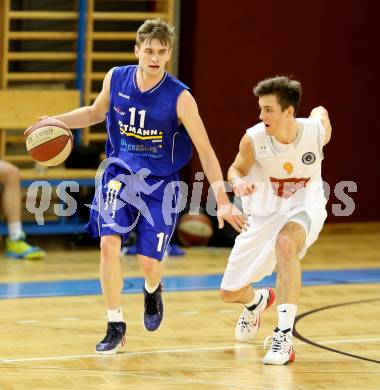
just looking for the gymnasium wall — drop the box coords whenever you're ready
[179,0,380,222]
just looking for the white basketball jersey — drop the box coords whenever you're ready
[242,118,327,216]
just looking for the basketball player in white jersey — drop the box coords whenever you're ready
[219,76,332,364]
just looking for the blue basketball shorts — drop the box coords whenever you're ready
[85,164,182,260]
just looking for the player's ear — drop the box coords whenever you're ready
[287,105,294,118]
[134,44,139,58]
[163,47,172,65]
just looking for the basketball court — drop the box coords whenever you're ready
[0,224,379,389]
[0,1,378,389]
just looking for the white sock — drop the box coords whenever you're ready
[8,222,23,241]
[145,281,160,293]
[245,290,262,310]
[107,308,123,322]
[277,303,297,331]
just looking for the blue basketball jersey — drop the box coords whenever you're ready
[105,65,193,176]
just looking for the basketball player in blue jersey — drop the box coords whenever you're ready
[40,19,245,354]
[220,76,332,364]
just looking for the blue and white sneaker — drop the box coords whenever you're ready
[143,284,163,331]
[96,321,126,354]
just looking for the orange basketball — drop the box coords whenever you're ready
[177,213,213,246]
[25,118,73,167]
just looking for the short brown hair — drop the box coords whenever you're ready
[253,76,302,115]
[136,19,175,48]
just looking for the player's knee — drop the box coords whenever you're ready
[139,258,159,277]
[219,289,240,303]
[140,261,154,276]
[100,236,121,261]
[276,234,297,262]
[0,163,20,184]
[9,164,20,179]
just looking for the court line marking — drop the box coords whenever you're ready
[1,336,380,364]
[0,362,281,390]
[1,268,380,300]
[0,344,255,363]
[319,337,380,345]
[294,298,380,364]
[12,309,237,324]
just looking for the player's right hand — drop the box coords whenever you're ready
[231,177,255,197]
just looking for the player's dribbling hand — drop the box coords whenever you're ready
[231,177,255,197]
[24,116,49,135]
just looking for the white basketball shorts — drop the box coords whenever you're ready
[220,205,327,291]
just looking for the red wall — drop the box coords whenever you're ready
[180,0,380,222]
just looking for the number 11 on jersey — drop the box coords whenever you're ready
[156,232,169,252]
[128,107,146,128]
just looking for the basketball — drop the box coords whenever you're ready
[177,213,213,246]
[25,118,73,166]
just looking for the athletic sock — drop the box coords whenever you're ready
[107,308,123,322]
[277,303,297,330]
[8,222,23,241]
[145,281,160,294]
[245,290,263,311]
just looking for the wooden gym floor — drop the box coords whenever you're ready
[0,223,379,389]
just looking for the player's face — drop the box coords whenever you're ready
[258,94,292,135]
[135,39,171,76]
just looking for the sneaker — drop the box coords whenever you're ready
[235,288,275,342]
[121,244,137,255]
[263,327,295,365]
[5,234,45,260]
[143,284,163,331]
[96,321,126,355]
[167,244,185,256]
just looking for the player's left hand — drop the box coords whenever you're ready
[216,203,247,233]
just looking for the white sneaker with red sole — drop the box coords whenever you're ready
[235,288,275,342]
[263,327,295,365]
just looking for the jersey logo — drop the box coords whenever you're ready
[270,177,310,199]
[302,152,316,165]
[118,91,130,100]
[283,162,293,174]
[104,180,122,218]
[113,105,126,115]
[119,120,163,141]
[256,144,268,157]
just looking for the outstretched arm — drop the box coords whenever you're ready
[227,134,255,197]
[44,68,113,129]
[177,90,245,232]
[309,106,332,145]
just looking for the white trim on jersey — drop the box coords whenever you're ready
[149,71,168,93]
[171,131,179,164]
